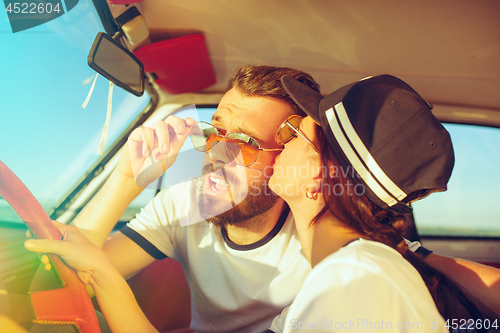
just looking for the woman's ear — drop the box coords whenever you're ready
[303,155,323,199]
[307,155,323,179]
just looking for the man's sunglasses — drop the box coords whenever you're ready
[191,121,283,167]
[274,115,319,152]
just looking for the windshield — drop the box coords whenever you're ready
[0,0,150,224]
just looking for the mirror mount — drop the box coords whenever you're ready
[111,30,125,40]
[87,32,145,96]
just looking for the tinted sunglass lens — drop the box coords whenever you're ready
[191,122,218,151]
[276,118,298,145]
[226,133,259,166]
[287,115,302,129]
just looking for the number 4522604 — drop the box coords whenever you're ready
[6,3,62,14]
[445,319,498,331]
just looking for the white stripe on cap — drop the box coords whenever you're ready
[334,102,407,201]
[325,103,407,207]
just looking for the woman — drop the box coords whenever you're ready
[268,75,492,332]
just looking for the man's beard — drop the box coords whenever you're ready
[197,165,279,228]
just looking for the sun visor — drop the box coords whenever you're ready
[133,34,216,94]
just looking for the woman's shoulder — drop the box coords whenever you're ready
[316,239,405,271]
[287,239,446,330]
[303,239,433,303]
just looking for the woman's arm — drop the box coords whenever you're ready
[425,253,500,317]
[25,222,158,333]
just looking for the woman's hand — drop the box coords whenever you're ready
[24,221,113,285]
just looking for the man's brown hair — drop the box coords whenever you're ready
[227,65,320,116]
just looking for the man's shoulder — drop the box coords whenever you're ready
[151,178,205,224]
[126,178,207,239]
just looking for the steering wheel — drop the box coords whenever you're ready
[0,160,101,333]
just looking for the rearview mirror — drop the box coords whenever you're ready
[88,32,145,96]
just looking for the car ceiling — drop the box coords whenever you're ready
[108,0,500,126]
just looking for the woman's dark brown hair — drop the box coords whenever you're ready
[312,125,493,327]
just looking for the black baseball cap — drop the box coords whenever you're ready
[281,74,454,213]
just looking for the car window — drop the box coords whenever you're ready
[413,123,500,237]
[0,0,150,224]
[120,106,217,222]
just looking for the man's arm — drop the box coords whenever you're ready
[71,144,157,279]
[72,117,195,277]
[69,142,157,280]
[425,253,500,317]
[25,223,158,333]
[72,153,143,249]
[72,116,195,249]
[103,231,156,279]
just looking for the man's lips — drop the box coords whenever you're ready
[203,172,231,197]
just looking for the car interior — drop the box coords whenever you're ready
[1,0,499,332]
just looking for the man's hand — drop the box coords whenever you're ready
[25,221,112,285]
[69,116,195,264]
[126,116,196,188]
[25,222,159,333]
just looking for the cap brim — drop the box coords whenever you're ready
[281,76,323,124]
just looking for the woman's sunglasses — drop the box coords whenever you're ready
[274,115,319,152]
[191,121,283,167]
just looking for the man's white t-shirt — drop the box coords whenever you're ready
[271,239,447,333]
[121,179,311,333]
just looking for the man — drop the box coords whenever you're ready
[71,65,499,332]
[74,65,320,332]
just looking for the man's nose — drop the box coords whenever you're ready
[203,139,238,171]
